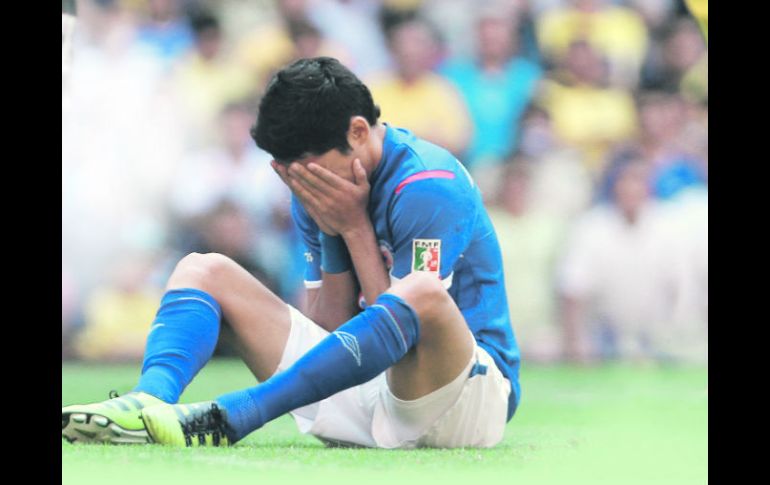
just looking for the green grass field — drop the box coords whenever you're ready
[62,360,707,485]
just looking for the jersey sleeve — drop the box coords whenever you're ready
[388,176,477,290]
[291,196,323,289]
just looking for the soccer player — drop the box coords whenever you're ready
[62,57,520,449]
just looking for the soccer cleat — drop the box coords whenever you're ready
[141,401,235,447]
[62,390,165,444]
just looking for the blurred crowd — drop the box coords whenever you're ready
[62,0,707,364]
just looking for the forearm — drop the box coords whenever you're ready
[305,271,360,332]
[342,219,391,307]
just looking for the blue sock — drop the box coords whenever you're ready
[217,293,420,442]
[133,288,221,403]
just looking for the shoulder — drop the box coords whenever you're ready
[388,126,467,172]
[382,126,476,206]
[391,169,478,225]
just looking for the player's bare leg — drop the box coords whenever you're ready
[166,252,291,382]
[383,272,476,400]
[173,256,477,406]
[62,251,292,444]
[138,264,474,447]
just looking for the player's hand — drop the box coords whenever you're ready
[286,159,371,237]
[272,160,340,235]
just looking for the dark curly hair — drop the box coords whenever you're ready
[251,57,381,164]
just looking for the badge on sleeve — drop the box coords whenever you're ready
[412,239,441,274]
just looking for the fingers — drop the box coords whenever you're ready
[272,160,291,185]
[290,164,338,211]
[289,163,326,191]
[272,161,339,234]
[273,161,319,205]
[307,162,345,188]
[273,158,366,205]
[287,174,323,208]
[352,158,368,186]
[273,161,325,201]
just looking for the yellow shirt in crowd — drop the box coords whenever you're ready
[235,24,352,90]
[174,54,255,140]
[75,289,161,361]
[539,80,638,175]
[685,0,708,42]
[488,207,566,361]
[537,5,648,86]
[367,73,472,156]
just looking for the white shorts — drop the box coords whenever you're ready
[275,305,512,449]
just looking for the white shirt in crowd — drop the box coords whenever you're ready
[558,191,707,362]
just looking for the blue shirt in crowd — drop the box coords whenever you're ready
[440,57,541,168]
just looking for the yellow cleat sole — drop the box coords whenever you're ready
[62,411,151,445]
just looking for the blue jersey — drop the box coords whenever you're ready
[292,125,521,420]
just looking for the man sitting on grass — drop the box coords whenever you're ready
[62,57,520,449]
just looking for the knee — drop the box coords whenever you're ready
[167,252,234,292]
[387,272,449,323]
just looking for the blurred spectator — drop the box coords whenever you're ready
[488,161,566,362]
[184,199,285,356]
[134,0,195,68]
[684,0,708,41]
[164,98,304,353]
[367,16,472,156]
[610,92,706,201]
[424,0,540,63]
[287,17,328,60]
[536,0,648,87]
[190,200,279,293]
[663,19,708,103]
[641,17,707,104]
[305,0,392,76]
[537,40,638,176]
[419,0,480,60]
[441,2,542,172]
[62,265,81,360]
[235,0,351,90]
[62,0,708,366]
[679,50,707,106]
[515,107,593,220]
[654,184,708,363]
[678,102,708,178]
[169,102,287,228]
[628,0,678,33]
[168,101,300,300]
[63,0,183,299]
[557,157,706,363]
[173,9,255,147]
[512,0,542,64]
[74,253,163,361]
[382,0,424,9]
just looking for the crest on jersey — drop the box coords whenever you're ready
[412,239,441,274]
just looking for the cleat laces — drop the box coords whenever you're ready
[180,403,230,447]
